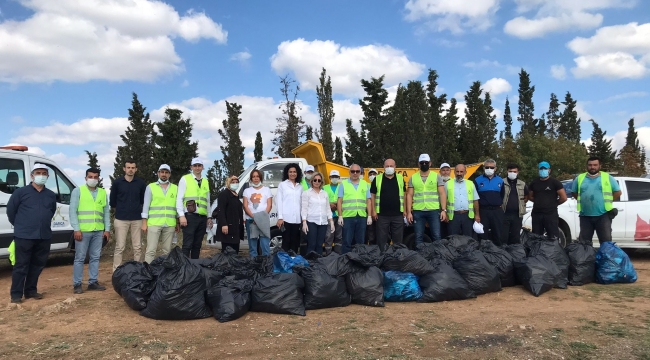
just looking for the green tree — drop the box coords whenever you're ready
[358,75,389,165]
[517,69,537,136]
[459,81,496,164]
[154,108,199,184]
[218,101,245,176]
[305,125,313,141]
[206,159,226,201]
[333,136,344,165]
[344,119,367,166]
[537,114,547,136]
[113,92,157,183]
[439,97,461,166]
[425,69,447,164]
[617,118,646,176]
[254,131,263,162]
[558,92,581,142]
[316,68,335,159]
[85,150,103,188]
[545,93,561,138]
[385,81,429,165]
[502,97,513,139]
[272,75,304,157]
[587,119,616,171]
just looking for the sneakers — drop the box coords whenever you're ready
[73,284,83,294]
[25,293,44,300]
[10,298,22,304]
[87,282,106,291]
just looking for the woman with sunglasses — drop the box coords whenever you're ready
[301,172,334,255]
[214,175,244,253]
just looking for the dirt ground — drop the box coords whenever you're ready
[1,245,650,360]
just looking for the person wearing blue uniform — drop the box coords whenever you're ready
[474,159,505,245]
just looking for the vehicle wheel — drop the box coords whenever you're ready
[403,233,431,250]
[557,228,568,249]
[269,229,282,253]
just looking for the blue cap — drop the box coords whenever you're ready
[538,161,550,169]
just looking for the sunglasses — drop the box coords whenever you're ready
[484,166,495,169]
[350,170,361,174]
[312,179,322,183]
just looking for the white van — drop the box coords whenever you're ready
[0,146,77,260]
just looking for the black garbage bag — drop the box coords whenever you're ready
[312,252,356,277]
[348,244,384,267]
[381,244,435,276]
[514,254,561,297]
[251,273,306,316]
[345,266,385,307]
[296,265,351,310]
[565,242,596,286]
[521,229,547,256]
[528,238,570,289]
[148,255,168,278]
[503,244,526,263]
[418,259,476,302]
[189,258,214,268]
[112,261,157,311]
[446,235,479,251]
[140,247,212,320]
[205,277,253,323]
[452,250,502,295]
[480,240,516,287]
[416,241,459,264]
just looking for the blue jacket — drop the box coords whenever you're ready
[7,183,57,240]
[474,175,505,207]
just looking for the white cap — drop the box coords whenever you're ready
[32,163,49,172]
[329,170,340,177]
[305,165,315,172]
[418,154,430,162]
[191,158,203,166]
[440,163,450,169]
[369,168,378,174]
[158,164,171,171]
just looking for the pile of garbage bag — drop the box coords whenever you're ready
[595,242,637,284]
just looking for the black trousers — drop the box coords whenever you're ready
[376,215,404,253]
[579,214,612,246]
[182,213,207,259]
[532,212,560,241]
[221,242,240,254]
[281,222,301,254]
[503,212,523,245]
[449,213,474,237]
[480,207,504,246]
[440,221,449,239]
[365,221,376,245]
[11,238,51,299]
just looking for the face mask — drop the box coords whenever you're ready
[384,167,395,176]
[441,175,450,182]
[507,172,517,180]
[539,170,550,178]
[484,169,495,176]
[229,183,239,191]
[330,178,340,185]
[33,175,48,186]
[456,175,464,183]
[158,178,169,184]
[251,181,261,187]
[86,179,99,188]
[369,175,376,182]
[419,163,430,172]
[305,174,313,180]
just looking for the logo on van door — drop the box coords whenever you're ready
[52,206,67,227]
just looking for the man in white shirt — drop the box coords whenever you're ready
[176,158,212,259]
[337,164,372,254]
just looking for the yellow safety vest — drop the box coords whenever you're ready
[182,174,209,216]
[375,174,404,213]
[576,172,614,213]
[147,183,178,227]
[447,180,475,221]
[301,178,309,190]
[8,241,15,266]
[411,172,440,211]
[323,184,339,217]
[78,185,106,232]
[341,180,368,218]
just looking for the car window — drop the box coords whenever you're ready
[258,163,287,189]
[626,180,650,202]
[38,163,75,204]
[0,158,25,195]
[563,181,573,197]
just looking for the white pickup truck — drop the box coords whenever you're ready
[522,176,650,248]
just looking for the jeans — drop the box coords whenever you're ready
[10,238,51,299]
[532,212,560,241]
[113,219,142,271]
[246,219,270,257]
[144,225,175,263]
[182,213,207,259]
[73,231,103,286]
[376,215,405,253]
[342,216,366,254]
[579,214,612,246]
[503,212,523,245]
[324,217,343,255]
[479,207,504,246]
[413,210,441,246]
[306,222,328,255]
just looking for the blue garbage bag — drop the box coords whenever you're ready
[273,251,309,273]
[595,242,637,284]
[383,271,422,302]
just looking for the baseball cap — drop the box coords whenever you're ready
[418,154,430,162]
[305,165,315,172]
[440,163,450,169]
[191,158,203,166]
[158,164,171,171]
[32,163,49,172]
[329,170,340,177]
[369,168,378,175]
[538,161,551,169]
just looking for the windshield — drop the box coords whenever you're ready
[239,163,257,182]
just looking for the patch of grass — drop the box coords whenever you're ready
[412,337,424,348]
[584,283,646,299]
[52,343,70,350]
[569,341,597,351]
[340,325,357,331]
[509,337,523,347]
[119,335,138,344]
[604,324,629,338]
[348,318,357,323]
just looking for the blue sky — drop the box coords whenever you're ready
[1,0,649,184]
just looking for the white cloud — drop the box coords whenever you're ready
[12,117,129,145]
[504,0,636,39]
[567,22,650,79]
[481,78,511,95]
[550,64,567,80]
[632,110,650,124]
[230,51,251,63]
[404,0,501,34]
[575,102,593,121]
[270,38,425,97]
[463,59,519,74]
[601,91,648,103]
[0,0,227,83]
[181,79,189,87]
[1,143,46,156]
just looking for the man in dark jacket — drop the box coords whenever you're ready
[7,164,57,303]
[501,164,529,245]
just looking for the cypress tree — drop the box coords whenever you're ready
[254,131,263,162]
[460,81,488,163]
[154,108,198,184]
[358,76,389,165]
[440,98,461,166]
[316,68,335,159]
[425,69,447,164]
[85,150,103,188]
[517,69,537,136]
[218,101,245,176]
[503,97,513,139]
[333,136,344,165]
[587,119,616,170]
[344,119,366,166]
[558,92,581,142]
[206,160,226,201]
[545,93,561,138]
[305,125,313,141]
